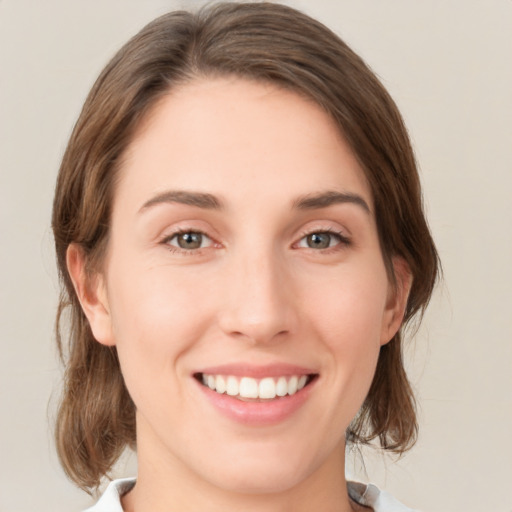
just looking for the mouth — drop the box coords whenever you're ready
[194,372,318,401]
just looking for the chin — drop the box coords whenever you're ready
[189,438,333,496]
[205,464,309,495]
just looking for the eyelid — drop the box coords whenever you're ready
[155,221,351,254]
[293,225,352,250]
[167,230,212,245]
[159,227,219,254]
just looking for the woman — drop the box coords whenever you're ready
[52,3,439,511]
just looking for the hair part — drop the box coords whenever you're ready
[52,2,439,491]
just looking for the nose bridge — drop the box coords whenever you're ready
[219,240,293,343]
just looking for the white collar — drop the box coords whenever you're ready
[84,478,416,512]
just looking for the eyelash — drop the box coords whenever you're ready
[159,227,351,255]
[160,229,215,254]
[295,228,351,252]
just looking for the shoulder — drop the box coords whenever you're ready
[348,481,418,512]
[82,478,135,512]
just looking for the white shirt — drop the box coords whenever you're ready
[83,478,417,511]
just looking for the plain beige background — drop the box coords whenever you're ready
[1,1,511,511]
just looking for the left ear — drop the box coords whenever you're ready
[381,257,413,346]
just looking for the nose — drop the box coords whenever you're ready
[217,248,296,344]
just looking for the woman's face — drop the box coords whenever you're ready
[81,78,406,494]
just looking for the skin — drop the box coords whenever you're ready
[68,77,410,512]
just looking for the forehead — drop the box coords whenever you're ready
[115,77,372,213]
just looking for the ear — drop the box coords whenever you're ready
[66,243,115,346]
[380,257,413,346]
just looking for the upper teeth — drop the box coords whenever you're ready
[201,374,309,399]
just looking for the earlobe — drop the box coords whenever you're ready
[381,257,413,346]
[66,244,115,346]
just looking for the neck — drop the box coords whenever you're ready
[122,430,356,512]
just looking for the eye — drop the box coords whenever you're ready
[165,231,213,250]
[297,231,349,250]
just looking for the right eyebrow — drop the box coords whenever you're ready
[138,190,223,213]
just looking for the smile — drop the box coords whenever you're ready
[198,373,315,400]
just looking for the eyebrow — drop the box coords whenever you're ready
[292,190,371,214]
[139,190,223,212]
[139,189,370,214]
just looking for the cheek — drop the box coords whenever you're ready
[109,263,209,336]
[105,268,209,388]
[307,262,389,346]
[321,290,383,387]
[305,265,388,412]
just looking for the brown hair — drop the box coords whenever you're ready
[52,2,439,491]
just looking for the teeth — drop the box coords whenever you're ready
[276,377,288,397]
[288,375,298,395]
[226,376,239,396]
[200,373,311,399]
[215,375,226,394]
[259,377,276,399]
[239,377,259,398]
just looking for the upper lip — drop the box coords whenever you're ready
[194,363,317,378]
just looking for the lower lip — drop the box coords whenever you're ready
[196,379,315,426]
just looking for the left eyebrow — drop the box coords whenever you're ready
[292,190,371,214]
